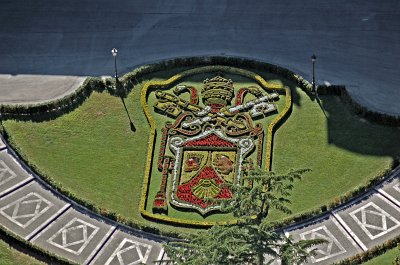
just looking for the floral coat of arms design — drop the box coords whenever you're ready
[140,66,291,225]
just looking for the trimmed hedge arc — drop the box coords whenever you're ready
[0,56,398,235]
[1,56,399,125]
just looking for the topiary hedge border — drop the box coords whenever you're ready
[0,225,77,265]
[1,56,399,125]
[0,56,398,234]
[333,236,400,265]
[269,159,400,230]
[0,77,106,120]
[317,85,400,126]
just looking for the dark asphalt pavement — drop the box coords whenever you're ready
[0,0,399,114]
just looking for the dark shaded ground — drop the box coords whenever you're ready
[322,95,400,158]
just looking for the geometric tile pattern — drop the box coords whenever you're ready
[350,202,400,240]
[0,160,17,186]
[377,179,400,208]
[393,183,400,193]
[104,238,152,265]
[0,192,53,228]
[47,217,100,255]
[300,225,346,263]
[0,133,397,264]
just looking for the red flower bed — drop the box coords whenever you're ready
[176,166,232,209]
[153,191,167,209]
[184,134,237,148]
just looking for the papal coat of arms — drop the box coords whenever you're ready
[141,67,290,220]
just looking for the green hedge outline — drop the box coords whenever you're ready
[139,65,291,227]
[0,56,398,235]
[0,225,77,265]
[333,236,400,265]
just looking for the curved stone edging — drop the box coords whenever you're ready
[0,56,399,263]
[0,59,398,233]
[282,166,400,264]
[0,135,169,265]
[1,129,400,264]
[1,56,399,126]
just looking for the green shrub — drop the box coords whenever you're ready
[1,56,399,235]
[0,226,76,265]
[334,236,400,265]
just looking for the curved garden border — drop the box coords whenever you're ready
[0,135,399,265]
[0,56,398,236]
[1,56,399,126]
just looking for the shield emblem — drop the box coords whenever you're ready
[144,71,288,224]
[169,130,253,214]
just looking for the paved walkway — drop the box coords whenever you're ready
[0,136,166,265]
[0,75,85,104]
[1,134,400,264]
[283,170,400,264]
[1,1,400,115]
[1,2,399,264]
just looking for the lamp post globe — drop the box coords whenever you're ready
[311,54,317,93]
[111,48,118,57]
[111,48,118,79]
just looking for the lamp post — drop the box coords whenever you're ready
[311,54,317,93]
[111,48,118,81]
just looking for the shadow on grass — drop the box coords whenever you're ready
[322,95,400,158]
[253,69,313,108]
[0,230,70,265]
[120,97,136,132]
[315,95,328,118]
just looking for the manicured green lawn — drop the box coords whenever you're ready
[0,238,45,265]
[269,87,400,220]
[362,247,399,264]
[2,68,399,233]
